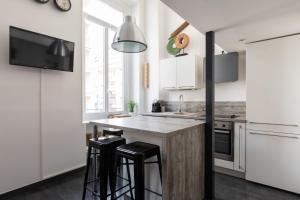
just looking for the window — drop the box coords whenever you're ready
[84,0,126,119]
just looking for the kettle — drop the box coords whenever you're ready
[152,100,161,113]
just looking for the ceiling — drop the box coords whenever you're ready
[160,0,300,52]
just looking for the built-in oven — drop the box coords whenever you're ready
[214,121,234,161]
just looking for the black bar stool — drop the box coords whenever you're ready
[82,136,126,200]
[112,141,163,200]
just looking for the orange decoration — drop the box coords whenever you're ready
[175,33,190,49]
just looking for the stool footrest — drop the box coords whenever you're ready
[109,183,131,195]
[85,183,132,198]
[85,187,101,197]
[120,160,159,165]
[145,188,163,197]
[111,187,133,200]
[87,178,100,184]
[116,174,130,181]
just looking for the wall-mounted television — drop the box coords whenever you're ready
[9,26,74,72]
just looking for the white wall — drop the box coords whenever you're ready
[158,2,223,59]
[158,2,246,102]
[0,1,85,194]
[143,0,161,111]
[128,0,146,113]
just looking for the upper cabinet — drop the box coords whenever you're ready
[160,57,177,89]
[160,55,203,90]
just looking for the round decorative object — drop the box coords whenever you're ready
[36,0,50,3]
[175,33,190,49]
[54,0,72,12]
[166,37,181,56]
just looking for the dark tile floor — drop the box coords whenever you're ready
[215,173,300,200]
[1,169,300,200]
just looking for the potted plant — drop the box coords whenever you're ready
[128,100,136,114]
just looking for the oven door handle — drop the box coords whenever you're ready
[215,130,230,134]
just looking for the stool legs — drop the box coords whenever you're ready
[82,146,92,200]
[156,151,163,184]
[94,150,99,194]
[93,125,99,194]
[125,158,134,199]
[134,154,145,200]
[109,152,119,200]
[99,148,109,200]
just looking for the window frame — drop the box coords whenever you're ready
[82,10,128,121]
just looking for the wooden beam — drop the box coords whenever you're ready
[205,31,215,200]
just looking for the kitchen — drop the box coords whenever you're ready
[1,0,300,200]
[86,0,300,198]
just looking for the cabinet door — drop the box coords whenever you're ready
[247,35,300,125]
[176,55,196,89]
[160,58,177,89]
[246,127,300,193]
[234,123,246,172]
[0,70,41,194]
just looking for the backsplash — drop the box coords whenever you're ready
[161,101,246,115]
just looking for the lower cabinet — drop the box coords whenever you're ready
[233,122,246,172]
[246,125,300,194]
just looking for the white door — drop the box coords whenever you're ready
[0,70,41,194]
[41,71,86,179]
[160,58,177,89]
[176,55,196,89]
[246,127,300,194]
[247,35,300,126]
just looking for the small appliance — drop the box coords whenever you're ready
[151,100,161,113]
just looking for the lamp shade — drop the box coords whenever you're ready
[48,39,69,57]
[111,16,147,53]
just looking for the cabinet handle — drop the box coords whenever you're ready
[249,131,299,139]
[215,130,230,134]
[239,126,242,170]
[165,87,177,89]
[248,121,298,127]
[178,86,194,89]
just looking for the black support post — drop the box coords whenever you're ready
[205,31,215,200]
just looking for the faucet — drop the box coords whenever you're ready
[178,94,184,113]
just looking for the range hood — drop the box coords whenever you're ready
[204,52,239,83]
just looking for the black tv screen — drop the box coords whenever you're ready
[9,26,74,72]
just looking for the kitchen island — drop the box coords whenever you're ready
[91,116,205,200]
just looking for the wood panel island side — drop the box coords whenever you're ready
[91,115,205,200]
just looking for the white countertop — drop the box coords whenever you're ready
[90,115,205,136]
[142,112,247,123]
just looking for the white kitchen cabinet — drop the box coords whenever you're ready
[160,55,203,90]
[160,58,177,89]
[176,55,203,89]
[247,34,300,126]
[246,126,300,194]
[233,122,246,172]
[246,34,300,193]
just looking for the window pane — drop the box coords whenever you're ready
[85,20,105,113]
[108,29,124,112]
[84,0,123,27]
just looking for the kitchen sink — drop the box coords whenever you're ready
[173,112,193,115]
[170,112,198,117]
